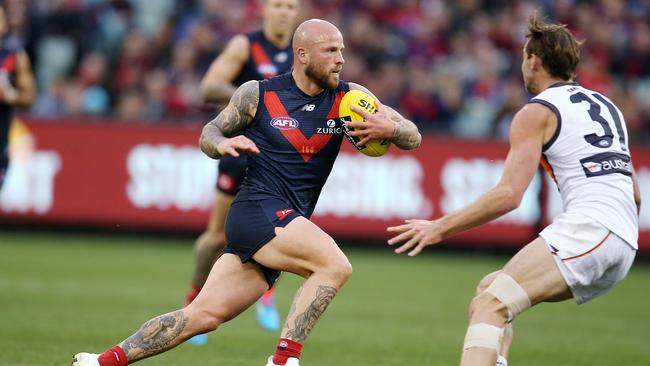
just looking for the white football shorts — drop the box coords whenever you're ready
[540,212,637,304]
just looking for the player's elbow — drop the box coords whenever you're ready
[499,187,522,213]
[413,132,422,149]
[198,129,221,159]
[199,79,214,101]
[198,133,209,155]
[21,92,35,108]
[398,132,422,150]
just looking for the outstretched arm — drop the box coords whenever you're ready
[387,103,553,256]
[200,35,249,105]
[199,80,261,159]
[346,82,421,150]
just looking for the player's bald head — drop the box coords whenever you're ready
[292,18,344,92]
[293,19,342,50]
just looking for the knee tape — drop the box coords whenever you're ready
[485,273,531,321]
[463,323,503,351]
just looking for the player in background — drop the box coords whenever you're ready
[0,4,35,191]
[72,18,421,366]
[185,0,300,342]
[387,15,640,366]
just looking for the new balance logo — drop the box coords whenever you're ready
[302,104,316,112]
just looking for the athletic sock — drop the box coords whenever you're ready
[272,338,302,365]
[185,285,201,306]
[97,345,128,366]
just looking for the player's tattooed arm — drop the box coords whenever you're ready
[348,82,421,150]
[383,104,422,150]
[200,80,259,159]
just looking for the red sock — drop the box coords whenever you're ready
[185,285,201,306]
[272,338,302,365]
[97,345,128,366]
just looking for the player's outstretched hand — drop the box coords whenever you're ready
[217,135,260,157]
[347,101,395,147]
[387,219,443,256]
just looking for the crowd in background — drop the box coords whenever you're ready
[7,0,650,143]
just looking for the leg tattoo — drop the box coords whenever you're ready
[285,285,337,342]
[284,285,303,326]
[120,310,189,362]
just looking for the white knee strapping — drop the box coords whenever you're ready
[463,323,503,351]
[485,273,531,321]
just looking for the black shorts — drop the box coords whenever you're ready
[224,197,301,288]
[216,155,248,195]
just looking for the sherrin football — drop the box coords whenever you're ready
[339,89,391,157]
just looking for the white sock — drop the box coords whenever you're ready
[496,355,508,366]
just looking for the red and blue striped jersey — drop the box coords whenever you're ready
[234,73,350,218]
[233,31,293,87]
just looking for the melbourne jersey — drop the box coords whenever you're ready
[531,82,638,248]
[0,39,21,187]
[234,73,350,218]
[233,31,293,87]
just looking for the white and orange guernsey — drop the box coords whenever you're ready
[530,82,638,249]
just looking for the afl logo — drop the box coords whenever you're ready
[271,117,299,130]
[275,51,288,63]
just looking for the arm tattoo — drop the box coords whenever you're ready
[385,106,421,150]
[348,83,421,151]
[199,80,259,159]
[119,310,188,363]
[285,285,337,343]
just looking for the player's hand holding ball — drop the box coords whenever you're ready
[217,135,260,157]
[339,89,392,157]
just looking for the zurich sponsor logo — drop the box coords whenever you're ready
[271,117,299,130]
[316,118,344,134]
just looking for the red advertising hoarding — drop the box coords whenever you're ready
[1,118,648,253]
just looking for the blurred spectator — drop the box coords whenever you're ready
[111,31,154,95]
[76,51,110,115]
[141,68,171,122]
[9,0,650,142]
[115,88,145,121]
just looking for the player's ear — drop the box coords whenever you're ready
[297,47,308,65]
[530,54,543,71]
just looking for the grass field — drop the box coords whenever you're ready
[1,230,649,366]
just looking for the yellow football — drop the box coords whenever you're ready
[339,89,391,157]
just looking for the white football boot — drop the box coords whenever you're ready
[71,353,100,366]
[264,355,300,366]
[496,355,508,366]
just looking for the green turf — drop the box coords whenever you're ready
[1,230,648,366]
